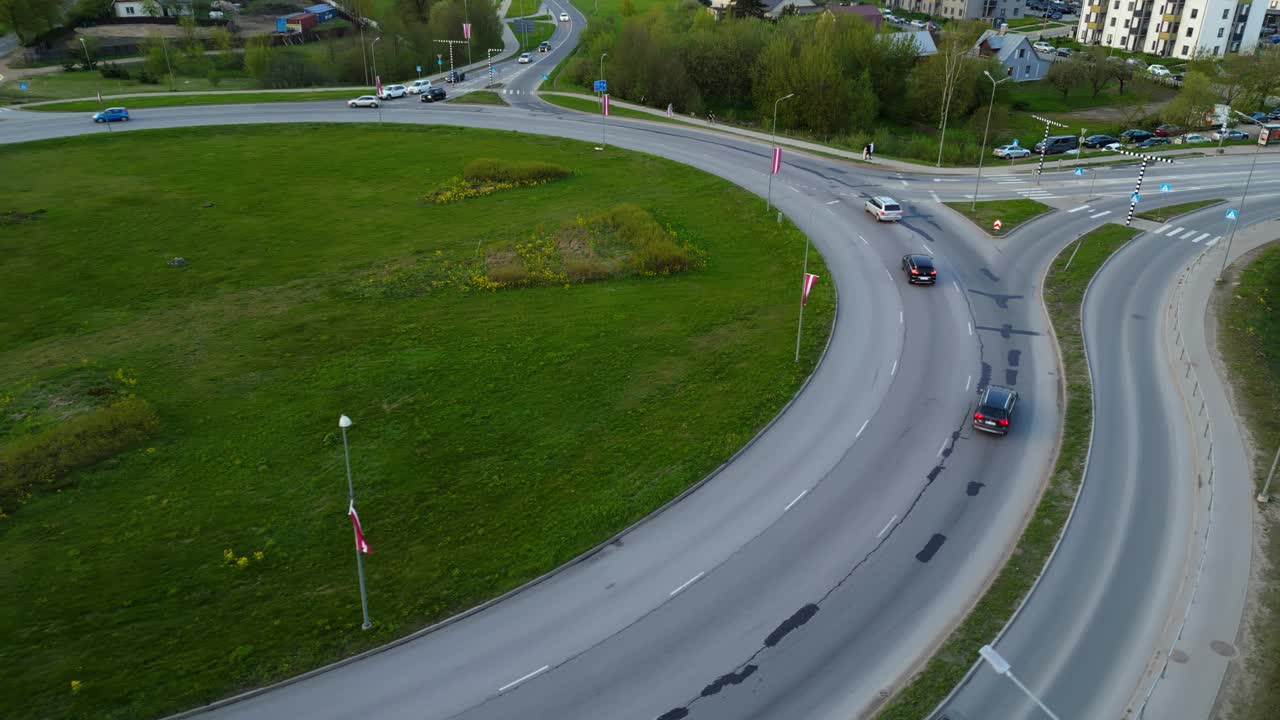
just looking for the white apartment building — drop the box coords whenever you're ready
[891,0,1027,21]
[1078,0,1266,57]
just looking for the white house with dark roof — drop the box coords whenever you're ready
[972,28,1052,81]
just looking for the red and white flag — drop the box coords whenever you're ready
[349,501,371,554]
[462,23,472,39]
[602,94,610,117]
[771,147,782,175]
[801,273,819,307]
[375,75,383,97]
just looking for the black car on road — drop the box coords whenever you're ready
[444,70,466,83]
[973,385,1018,435]
[1083,134,1118,148]
[901,254,937,285]
[421,86,447,102]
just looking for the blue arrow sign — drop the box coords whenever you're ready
[1226,208,1239,220]
[1131,192,1141,203]
[416,65,422,73]
[1159,183,1171,192]
[1073,167,1085,176]
[593,79,607,92]
[18,82,28,90]
[542,73,550,80]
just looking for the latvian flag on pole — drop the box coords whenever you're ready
[801,273,819,307]
[602,94,610,117]
[771,147,782,175]
[375,75,383,98]
[462,23,472,40]
[349,501,371,554]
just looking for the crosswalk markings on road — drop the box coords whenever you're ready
[1167,226,1184,237]
[1192,232,1210,243]
[1153,224,1171,234]
[1180,229,1199,239]
[1089,210,1111,219]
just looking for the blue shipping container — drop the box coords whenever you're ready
[304,4,337,22]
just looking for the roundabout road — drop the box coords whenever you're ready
[4,85,1276,720]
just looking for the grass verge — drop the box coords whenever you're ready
[1215,242,1280,720]
[0,124,833,720]
[876,223,1139,719]
[1,70,257,104]
[539,92,683,125]
[943,199,1053,237]
[450,90,509,106]
[23,90,368,112]
[1134,198,1225,223]
[511,21,557,53]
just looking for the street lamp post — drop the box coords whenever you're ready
[767,92,795,213]
[972,71,1011,211]
[371,36,382,84]
[978,645,1062,720]
[339,415,373,631]
[599,52,608,149]
[159,36,176,91]
[1218,109,1264,281]
[77,37,92,68]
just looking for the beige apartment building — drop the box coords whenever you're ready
[1078,0,1267,58]
[891,0,1027,21]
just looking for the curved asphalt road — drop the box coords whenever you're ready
[4,24,1276,719]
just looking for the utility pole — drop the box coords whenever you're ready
[487,47,502,86]
[338,415,373,631]
[435,39,467,78]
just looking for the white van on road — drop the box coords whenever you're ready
[407,79,433,94]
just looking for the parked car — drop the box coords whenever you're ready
[1212,128,1249,141]
[1083,134,1118,148]
[559,11,570,21]
[1033,41,1055,54]
[1242,111,1269,124]
[1147,64,1171,77]
[1169,73,1184,83]
[517,53,532,63]
[901,254,937,285]
[1034,134,1078,154]
[1055,47,1073,57]
[421,86,447,103]
[993,144,1032,159]
[1178,133,1209,143]
[538,41,551,53]
[1267,108,1280,121]
[406,79,432,94]
[864,196,904,222]
[1047,10,1063,18]
[1125,57,1147,68]
[378,84,407,99]
[348,95,380,108]
[1103,141,1123,151]
[445,70,466,83]
[1135,137,1171,148]
[910,19,927,27]
[1153,123,1183,137]
[91,107,129,123]
[1120,128,1154,143]
[973,385,1018,436]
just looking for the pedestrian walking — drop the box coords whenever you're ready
[862,143,870,161]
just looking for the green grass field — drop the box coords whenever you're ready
[877,223,1139,719]
[1,69,258,105]
[511,20,557,53]
[1134,198,1224,223]
[0,124,833,720]
[1216,243,1280,720]
[1004,78,1178,114]
[24,90,369,112]
[944,199,1052,237]
[450,90,509,105]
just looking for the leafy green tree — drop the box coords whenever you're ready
[1241,45,1280,109]
[1162,70,1219,129]
[67,0,113,27]
[1108,57,1133,94]
[848,68,878,133]
[751,34,796,126]
[732,0,766,20]
[1082,47,1112,97]
[1046,57,1083,100]
[0,0,63,45]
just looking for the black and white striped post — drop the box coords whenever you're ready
[1030,113,1069,186]
[1106,148,1175,226]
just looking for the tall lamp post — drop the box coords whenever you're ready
[972,70,1011,211]
[599,52,608,149]
[339,415,373,630]
[978,645,1062,720]
[371,36,382,84]
[1218,109,1265,281]
[767,92,795,213]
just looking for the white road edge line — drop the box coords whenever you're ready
[885,267,893,281]
[965,374,972,391]
[499,665,551,693]
[785,490,809,511]
[968,322,973,336]
[1067,205,1091,213]
[825,199,840,205]
[900,311,904,324]
[857,419,869,438]
[922,244,932,255]
[952,280,961,293]
[669,571,706,597]
[930,191,941,202]
[858,234,869,246]
[891,359,898,376]
[1088,210,1111,219]
[937,439,948,457]
[876,515,898,539]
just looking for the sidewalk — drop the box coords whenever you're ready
[1130,217,1280,720]
[540,90,1280,176]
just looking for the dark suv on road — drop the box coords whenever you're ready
[973,384,1018,435]
[901,254,937,285]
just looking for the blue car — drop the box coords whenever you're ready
[91,107,129,123]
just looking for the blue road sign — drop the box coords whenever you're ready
[1226,208,1239,220]
[593,79,607,92]
[1159,183,1172,192]
[1012,138,1020,146]
[542,73,549,80]
[416,65,422,73]
[1131,192,1141,203]
[1073,167,1085,176]
[18,82,28,90]
[438,58,444,66]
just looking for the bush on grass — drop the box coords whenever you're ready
[0,397,160,517]
[100,62,130,80]
[463,158,572,184]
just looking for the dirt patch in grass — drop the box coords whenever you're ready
[876,223,1139,720]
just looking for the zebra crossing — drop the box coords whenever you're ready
[1150,223,1221,246]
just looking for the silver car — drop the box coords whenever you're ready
[993,144,1031,159]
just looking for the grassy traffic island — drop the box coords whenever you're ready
[944,199,1053,237]
[1134,198,1226,224]
[0,124,833,719]
[877,223,1139,719]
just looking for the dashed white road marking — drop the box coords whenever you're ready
[899,311,904,324]
[965,375,972,391]
[891,359,898,376]
[1088,210,1111,219]
[1067,205,1091,213]
[825,199,840,205]
[930,191,941,202]
[669,571,706,596]
[885,267,893,281]
[1192,232,1210,243]
[876,515,898,539]
[901,180,910,188]
[499,665,551,693]
[785,490,808,511]
[922,244,932,255]
[952,280,961,293]
[1152,224,1171,235]
[859,234,869,246]
[856,419,869,438]
[937,439,949,457]
[968,322,973,336]
[1180,228,1199,239]
[789,186,800,193]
